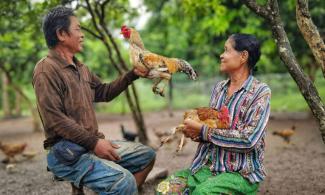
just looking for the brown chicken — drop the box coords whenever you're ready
[273,125,296,143]
[0,141,27,163]
[121,25,197,96]
[161,106,230,152]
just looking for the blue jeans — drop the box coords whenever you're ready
[47,140,156,195]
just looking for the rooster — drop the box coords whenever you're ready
[273,125,296,143]
[161,106,230,152]
[0,141,27,163]
[121,25,198,96]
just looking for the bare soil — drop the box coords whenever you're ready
[0,111,324,195]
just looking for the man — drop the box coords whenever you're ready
[33,6,155,195]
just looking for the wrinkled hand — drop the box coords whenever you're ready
[133,66,149,78]
[183,119,203,142]
[94,139,121,161]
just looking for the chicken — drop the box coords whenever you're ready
[0,141,27,163]
[161,106,230,152]
[273,125,296,143]
[120,124,138,142]
[121,25,198,96]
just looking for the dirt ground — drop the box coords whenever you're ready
[0,111,324,195]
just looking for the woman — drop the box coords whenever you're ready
[156,34,271,195]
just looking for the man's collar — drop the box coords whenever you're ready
[48,49,83,69]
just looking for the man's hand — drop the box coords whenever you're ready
[183,119,203,141]
[94,139,121,161]
[133,66,149,77]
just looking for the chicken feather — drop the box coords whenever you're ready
[121,25,197,96]
[161,106,230,152]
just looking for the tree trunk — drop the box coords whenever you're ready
[0,68,41,132]
[167,79,174,117]
[241,0,325,143]
[1,72,12,118]
[296,0,325,78]
[14,90,22,117]
[12,84,42,132]
[81,0,148,144]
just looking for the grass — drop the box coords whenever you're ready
[260,73,325,112]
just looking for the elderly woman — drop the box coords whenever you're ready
[156,34,271,195]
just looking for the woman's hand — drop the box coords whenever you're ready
[183,119,203,142]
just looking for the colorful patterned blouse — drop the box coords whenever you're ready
[190,75,271,183]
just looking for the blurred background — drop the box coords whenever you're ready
[0,0,324,121]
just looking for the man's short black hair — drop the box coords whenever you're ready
[42,6,75,48]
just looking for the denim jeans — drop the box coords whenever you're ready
[47,140,156,195]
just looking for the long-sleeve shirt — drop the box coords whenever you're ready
[32,50,138,150]
[190,75,271,183]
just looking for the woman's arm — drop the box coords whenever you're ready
[201,87,271,152]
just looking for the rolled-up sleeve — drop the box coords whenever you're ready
[201,87,271,152]
[33,72,98,150]
[91,70,139,102]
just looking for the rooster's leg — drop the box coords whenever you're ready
[158,79,170,97]
[152,78,163,96]
[153,76,170,97]
[176,134,185,152]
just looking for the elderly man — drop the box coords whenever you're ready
[33,6,155,195]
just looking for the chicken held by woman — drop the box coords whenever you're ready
[161,106,230,152]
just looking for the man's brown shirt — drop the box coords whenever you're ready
[33,50,138,150]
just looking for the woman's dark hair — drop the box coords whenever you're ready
[42,6,75,48]
[229,33,261,74]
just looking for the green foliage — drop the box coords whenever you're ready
[141,0,324,77]
[0,0,324,117]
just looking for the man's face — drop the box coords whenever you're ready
[60,16,84,53]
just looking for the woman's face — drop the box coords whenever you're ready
[219,38,245,74]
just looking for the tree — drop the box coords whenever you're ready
[70,0,149,144]
[241,0,325,143]
[296,0,325,78]
[1,72,11,117]
[0,0,52,131]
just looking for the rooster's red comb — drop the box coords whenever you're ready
[220,106,229,115]
[121,25,128,31]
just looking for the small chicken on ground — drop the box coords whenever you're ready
[0,141,27,163]
[120,124,138,142]
[273,125,296,143]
